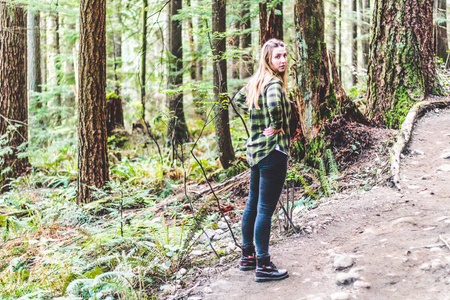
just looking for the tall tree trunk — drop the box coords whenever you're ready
[48,6,61,111]
[40,14,47,89]
[293,0,365,143]
[351,0,358,85]
[436,0,448,62]
[232,20,240,80]
[0,3,29,190]
[212,0,235,168]
[361,0,370,69]
[140,0,148,121]
[167,0,189,145]
[338,0,342,81]
[77,0,109,204]
[187,0,196,81]
[367,0,443,128]
[328,0,336,55]
[241,2,253,78]
[27,11,41,96]
[259,1,283,46]
[113,0,122,96]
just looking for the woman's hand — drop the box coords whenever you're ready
[263,127,284,137]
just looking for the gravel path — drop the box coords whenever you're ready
[191,108,450,300]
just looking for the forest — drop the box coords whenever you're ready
[0,0,449,298]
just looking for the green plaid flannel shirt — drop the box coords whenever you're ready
[233,77,291,167]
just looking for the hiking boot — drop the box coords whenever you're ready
[255,256,289,282]
[239,246,256,271]
[239,255,257,271]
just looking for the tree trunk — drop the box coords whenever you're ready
[361,0,370,69]
[40,14,47,89]
[47,7,61,111]
[293,0,365,143]
[367,0,443,128]
[27,11,41,96]
[140,0,148,121]
[113,0,122,96]
[338,0,342,81]
[351,0,358,85]
[436,0,447,62]
[328,0,336,55]
[0,3,30,190]
[106,94,124,136]
[167,0,189,145]
[241,3,253,78]
[212,0,235,168]
[259,1,283,46]
[77,0,109,204]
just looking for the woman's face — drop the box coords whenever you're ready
[270,47,287,73]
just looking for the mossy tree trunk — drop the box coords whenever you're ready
[212,0,235,169]
[367,0,443,128]
[77,0,109,204]
[0,2,30,190]
[293,0,366,163]
[293,0,339,141]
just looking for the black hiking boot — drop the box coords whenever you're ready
[255,256,289,282]
[239,246,256,271]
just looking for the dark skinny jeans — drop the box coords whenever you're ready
[241,150,287,258]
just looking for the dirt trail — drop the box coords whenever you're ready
[192,108,450,300]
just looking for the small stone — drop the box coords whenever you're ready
[431,260,443,269]
[407,185,421,190]
[203,287,213,294]
[421,174,431,180]
[177,268,187,276]
[354,281,371,289]
[191,250,204,256]
[333,255,354,270]
[336,271,360,285]
[199,229,216,242]
[217,221,228,229]
[187,297,202,300]
[161,285,176,294]
[331,291,350,300]
[440,152,450,159]
[437,164,450,172]
[420,263,431,271]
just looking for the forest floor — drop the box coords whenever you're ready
[168,104,450,300]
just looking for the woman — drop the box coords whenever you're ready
[233,38,291,282]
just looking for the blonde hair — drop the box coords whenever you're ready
[246,38,288,110]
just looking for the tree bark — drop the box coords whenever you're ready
[77,0,109,203]
[367,0,443,128]
[167,0,189,145]
[259,1,283,46]
[212,0,235,168]
[435,0,448,62]
[0,2,30,190]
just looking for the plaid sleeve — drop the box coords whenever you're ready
[266,82,283,130]
[233,86,247,110]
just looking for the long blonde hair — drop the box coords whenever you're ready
[246,39,288,110]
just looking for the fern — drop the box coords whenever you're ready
[317,158,330,197]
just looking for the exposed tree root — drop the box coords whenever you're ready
[390,99,450,190]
